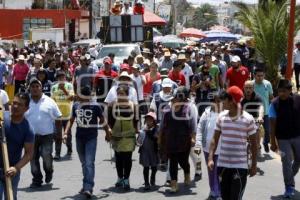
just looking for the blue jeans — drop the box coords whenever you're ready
[76,137,97,191]
[263,115,270,145]
[0,171,20,200]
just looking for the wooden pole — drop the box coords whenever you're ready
[285,0,296,80]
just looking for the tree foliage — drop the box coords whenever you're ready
[189,3,218,31]
[234,0,300,86]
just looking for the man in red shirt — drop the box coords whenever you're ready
[94,57,118,102]
[226,55,249,90]
[168,60,186,86]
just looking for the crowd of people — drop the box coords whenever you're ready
[0,39,299,200]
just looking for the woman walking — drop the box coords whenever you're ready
[108,85,139,191]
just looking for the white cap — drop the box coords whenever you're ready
[35,54,43,60]
[6,60,13,65]
[162,78,173,88]
[85,54,91,60]
[199,49,206,55]
[212,56,217,62]
[231,55,241,63]
[17,55,26,60]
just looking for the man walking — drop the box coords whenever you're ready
[25,78,62,188]
[252,67,273,153]
[208,86,257,200]
[51,71,74,159]
[0,93,34,199]
[269,79,300,198]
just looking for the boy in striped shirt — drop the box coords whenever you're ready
[208,86,258,200]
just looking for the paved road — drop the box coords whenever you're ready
[17,128,300,200]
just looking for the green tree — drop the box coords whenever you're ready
[234,0,300,87]
[191,3,218,30]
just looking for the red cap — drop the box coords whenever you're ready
[120,63,130,71]
[227,86,244,104]
[103,57,112,65]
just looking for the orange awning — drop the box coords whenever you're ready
[143,10,166,26]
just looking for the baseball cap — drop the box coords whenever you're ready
[17,55,26,61]
[199,49,206,55]
[6,60,13,65]
[103,57,112,64]
[132,64,141,69]
[29,78,42,86]
[120,63,130,71]
[144,112,157,121]
[162,78,173,88]
[227,86,244,104]
[231,55,241,63]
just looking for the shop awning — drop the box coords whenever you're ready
[143,10,167,26]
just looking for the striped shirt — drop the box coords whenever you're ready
[216,110,256,169]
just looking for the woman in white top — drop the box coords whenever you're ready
[195,92,222,200]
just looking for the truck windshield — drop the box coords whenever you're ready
[98,46,138,59]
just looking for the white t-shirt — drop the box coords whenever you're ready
[130,74,145,101]
[0,90,9,106]
[104,84,138,104]
[181,63,194,89]
[25,94,62,135]
[196,107,221,154]
[294,48,300,64]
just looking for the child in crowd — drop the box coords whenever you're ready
[137,112,159,191]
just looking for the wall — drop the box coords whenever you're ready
[2,0,33,9]
[0,9,81,39]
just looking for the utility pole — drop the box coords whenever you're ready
[89,0,93,38]
[173,0,177,34]
[286,0,296,80]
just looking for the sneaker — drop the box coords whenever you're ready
[53,154,61,161]
[283,186,295,198]
[123,179,130,191]
[67,148,72,156]
[30,182,42,188]
[143,183,151,191]
[83,190,92,199]
[115,178,123,188]
[45,174,53,184]
[169,180,178,193]
[263,143,270,153]
[184,174,191,186]
[78,188,84,194]
[165,180,171,186]
[194,173,202,181]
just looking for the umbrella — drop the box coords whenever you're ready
[179,28,206,38]
[155,35,187,48]
[200,31,238,42]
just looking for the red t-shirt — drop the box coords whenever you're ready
[13,63,29,81]
[226,66,249,90]
[94,69,118,86]
[143,72,161,96]
[168,70,186,86]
